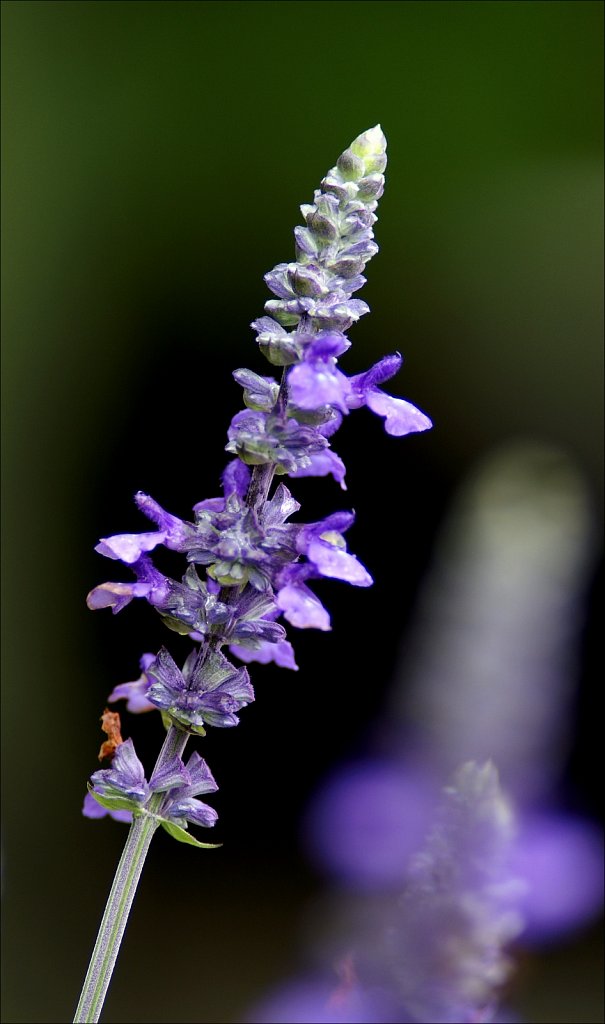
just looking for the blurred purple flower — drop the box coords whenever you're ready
[108,653,157,713]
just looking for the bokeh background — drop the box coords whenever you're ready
[1,2,603,1022]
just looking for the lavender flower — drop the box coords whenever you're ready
[76,126,433,1024]
[145,646,254,732]
[88,738,150,807]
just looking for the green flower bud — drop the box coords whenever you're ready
[349,124,387,170]
[336,147,365,181]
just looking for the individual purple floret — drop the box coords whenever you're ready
[159,751,219,830]
[296,513,373,587]
[89,738,150,805]
[146,646,254,732]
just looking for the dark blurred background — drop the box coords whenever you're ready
[1,2,603,1022]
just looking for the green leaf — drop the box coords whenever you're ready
[160,819,221,849]
[87,784,138,813]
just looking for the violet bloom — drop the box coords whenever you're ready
[95,492,192,564]
[146,646,254,732]
[289,346,431,438]
[159,751,219,830]
[89,739,150,806]
[296,512,372,587]
[78,126,434,1024]
[86,555,171,614]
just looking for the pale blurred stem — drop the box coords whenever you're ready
[73,726,188,1023]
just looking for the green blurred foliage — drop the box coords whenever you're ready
[1,2,603,1022]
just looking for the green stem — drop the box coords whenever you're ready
[73,811,158,1023]
[74,726,189,1023]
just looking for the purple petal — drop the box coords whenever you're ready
[111,738,147,786]
[276,584,331,631]
[193,496,225,513]
[108,678,155,714]
[95,531,166,564]
[289,450,347,489]
[82,791,107,819]
[221,458,251,499]
[355,352,402,389]
[134,492,184,534]
[365,389,432,436]
[307,538,373,586]
[251,315,288,337]
[230,639,299,671]
[149,756,190,793]
[307,331,351,359]
[264,265,294,299]
[184,751,219,796]
[82,792,132,823]
[86,581,152,614]
[171,797,219,828]
[289,362,351,413]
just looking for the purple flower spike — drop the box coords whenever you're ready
[83,126,434,900]
[376,762,524,1024]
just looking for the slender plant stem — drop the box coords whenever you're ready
[73,812,158,1023]
[73,726,189,1023]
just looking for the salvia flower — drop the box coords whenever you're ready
[89,739,150,806]
[145,646,254,733]
[77,126,433,1024]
